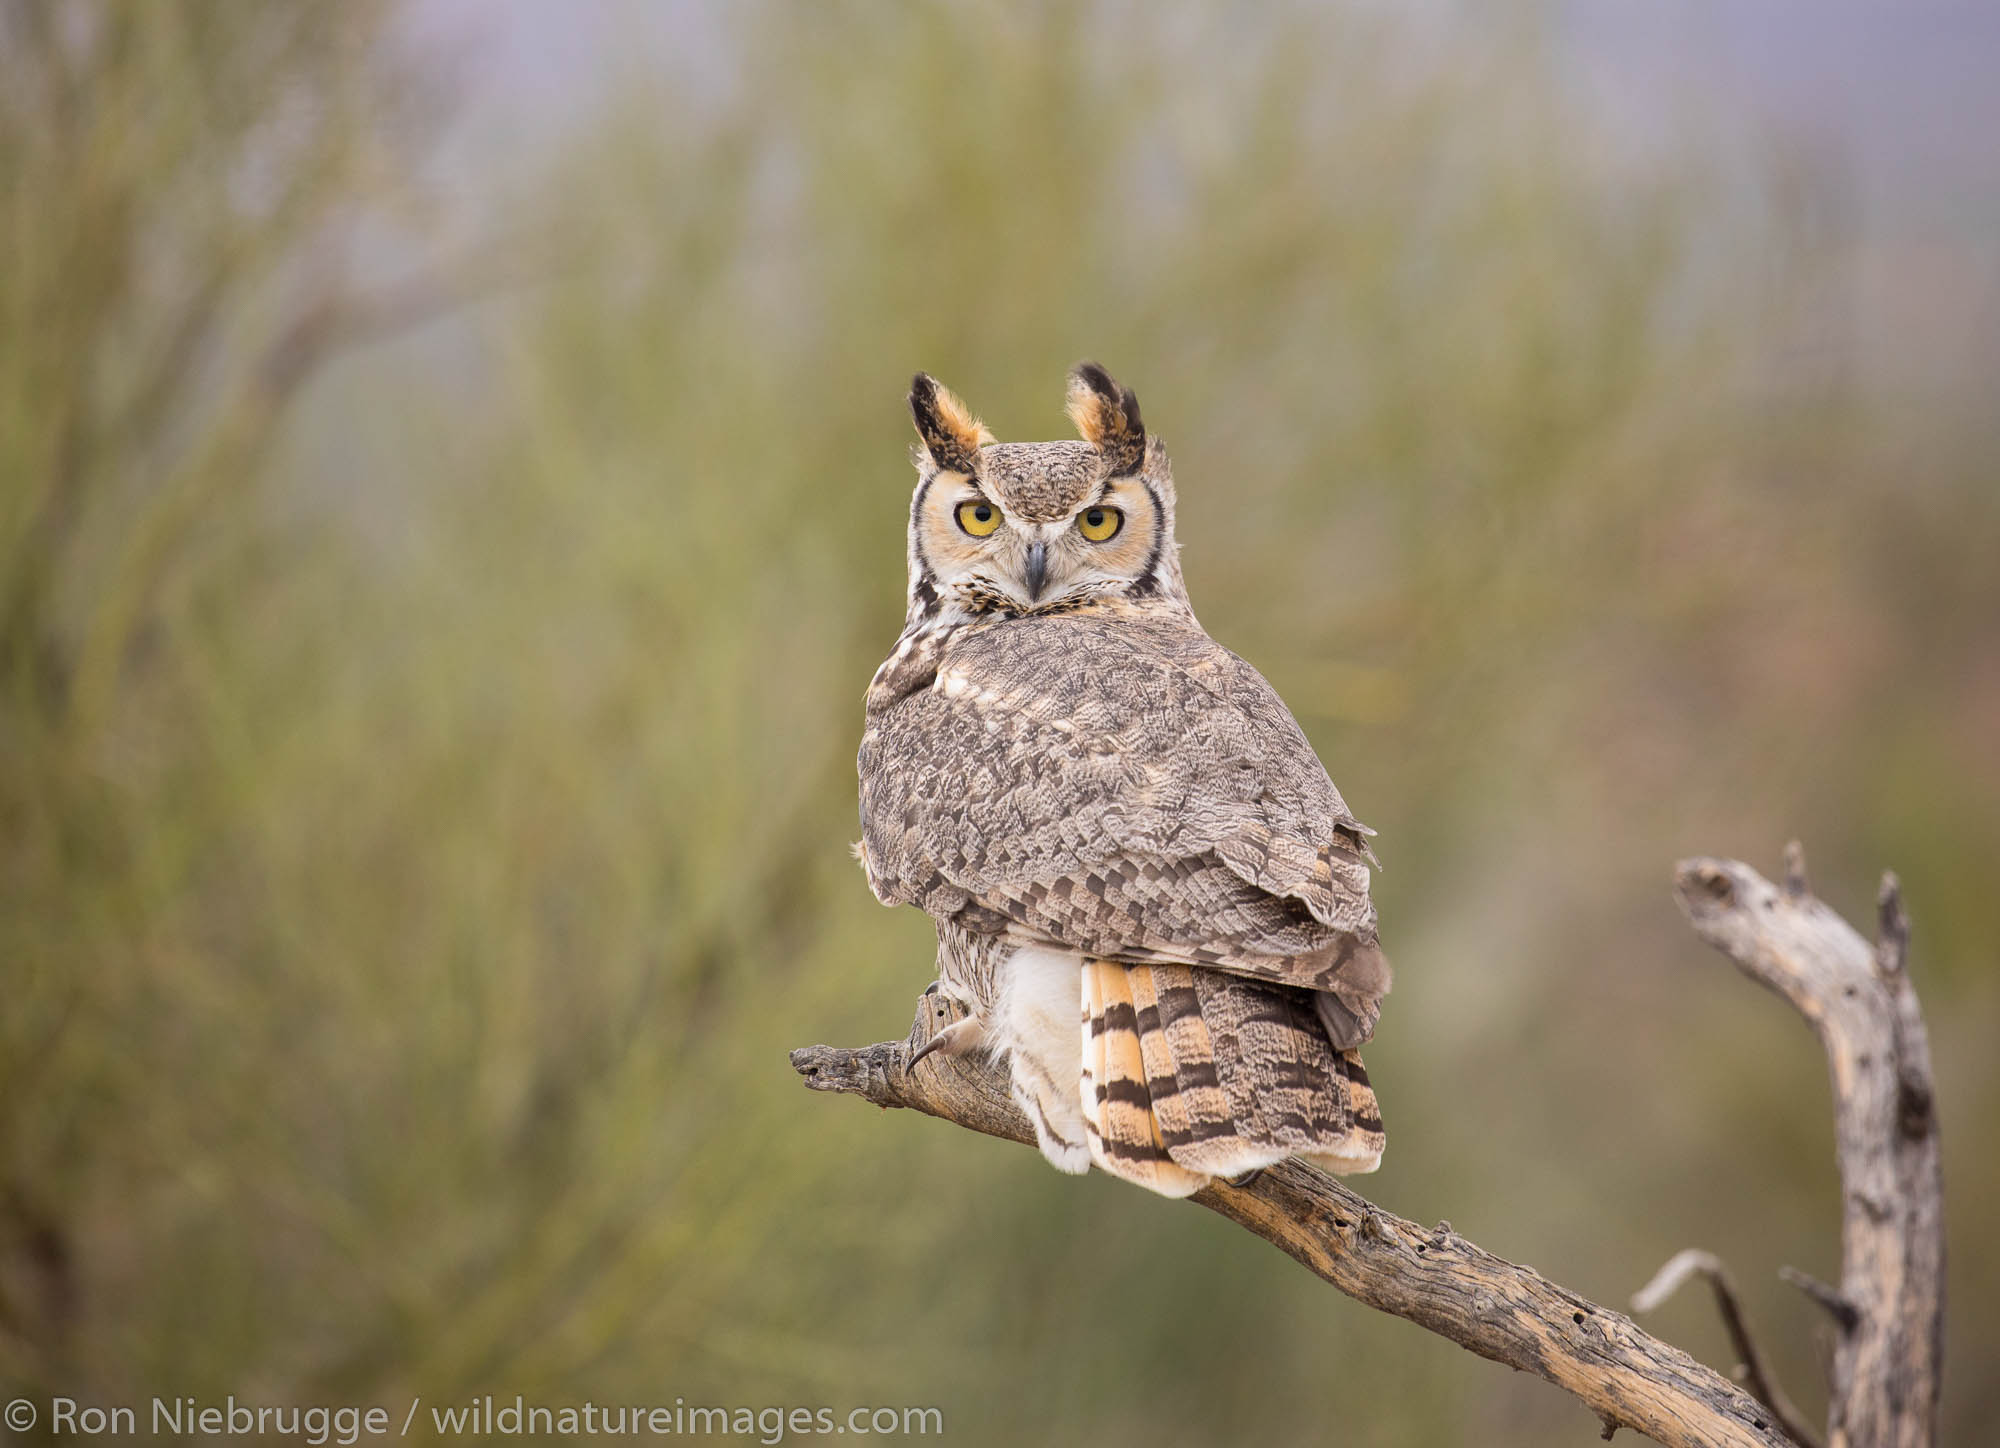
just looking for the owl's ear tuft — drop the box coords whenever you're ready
[1065,362,1146,475]
[909,373,993,475]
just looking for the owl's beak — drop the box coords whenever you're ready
[1023,541,1049,602]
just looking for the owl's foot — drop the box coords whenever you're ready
[907,986,987,1074]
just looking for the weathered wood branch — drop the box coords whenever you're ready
[792,851,1943,1447]
[1633,1249,1820,1448]
[792,1009,1791,1447]
[1673,851,1943,1448]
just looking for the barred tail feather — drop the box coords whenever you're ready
[1303,1050,1386,1176]
[1145,962,1258,1176]
[1080,960,1386,1195]
[1079,960,1209,1198]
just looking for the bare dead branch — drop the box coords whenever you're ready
[792,999,1796,1448]
[794,850,1943,1448]
[1875,873,1909,979]
[1778,1266,1859,1333]
[1633,1249,1820,1448]
[1674,851,1944,1448]
[1783,839,1812,902]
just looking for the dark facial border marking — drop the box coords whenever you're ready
[1124,479,1168,599]
[908,471,946,617]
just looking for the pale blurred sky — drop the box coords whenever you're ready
[1570,2,2000,214]
[405,1,2000,210]
[401,0,2000,421]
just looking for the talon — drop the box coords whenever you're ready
[1225,1167,1265,1188]
[906,1016,983,1074]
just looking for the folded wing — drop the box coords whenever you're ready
[859,611,1391,1045]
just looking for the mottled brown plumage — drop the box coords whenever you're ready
[858,364,1388,1196]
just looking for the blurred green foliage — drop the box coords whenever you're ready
[2,2,1994,1444]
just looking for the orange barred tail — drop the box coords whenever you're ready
[1079,960,1210,1197]
[1079,959,1385,1198]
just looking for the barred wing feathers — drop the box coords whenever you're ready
[858,610,1389,1044]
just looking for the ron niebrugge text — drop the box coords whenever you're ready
[34,1395,944,1442]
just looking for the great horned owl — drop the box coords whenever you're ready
[857,364,1388,1197]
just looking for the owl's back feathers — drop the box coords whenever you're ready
[859,606,1389,1042]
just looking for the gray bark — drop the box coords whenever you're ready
[1673,853,1944,1448]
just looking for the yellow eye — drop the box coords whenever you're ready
[956,499,1001,537]
[1077,505,1123,542]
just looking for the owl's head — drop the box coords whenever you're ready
[901,363,1187,619]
